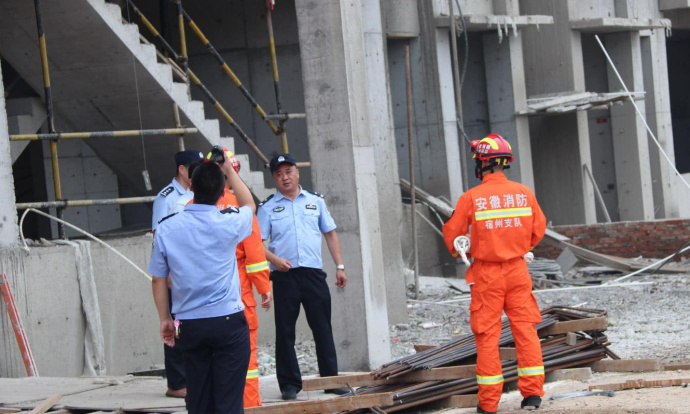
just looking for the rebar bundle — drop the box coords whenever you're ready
[341,306,615,413]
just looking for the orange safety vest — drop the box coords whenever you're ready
[442,172,546,282]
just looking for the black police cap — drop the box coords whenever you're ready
[269,153,297,172]
[175,150,204,166]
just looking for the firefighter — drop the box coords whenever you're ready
[442,134,546,413]
[197,146,273,407]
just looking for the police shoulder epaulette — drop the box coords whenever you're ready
[159,186,174,197]
[258,194,274,207]
[220,206,240,214]
[158,212,178,224]
[306,190,324,198]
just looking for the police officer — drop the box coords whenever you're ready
[149,161,254,414]
[257,154,348,400]
[152,150,205,231]
[150,149,204,398]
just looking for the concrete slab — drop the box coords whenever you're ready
[0,374,357,412]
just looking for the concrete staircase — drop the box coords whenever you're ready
[6,97,47,164]
[0,0,272,197]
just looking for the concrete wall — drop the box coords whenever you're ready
[0,236,160,377]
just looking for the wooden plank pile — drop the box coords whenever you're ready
[250,306,617,413]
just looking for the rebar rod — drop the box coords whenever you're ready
[16,196,156,210]
[123,0,269,166]
[33,0,64,238]
[181,7,281,135]
[10,127,198,141]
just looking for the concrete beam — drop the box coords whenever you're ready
[295,0,391,371]
[362,0,407,324]
[605,32,654,220]
[0,59,20,247]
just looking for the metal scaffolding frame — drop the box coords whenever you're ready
[7,0,309,239]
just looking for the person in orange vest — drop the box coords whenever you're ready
[442,134,546,414]
[190,146,273,407]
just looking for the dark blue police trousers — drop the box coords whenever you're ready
[176,312,250,414]
[272,267,339,392]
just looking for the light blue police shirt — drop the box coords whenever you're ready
[257,187,336,270]
[151,178,191,231]
[148,203,253,320]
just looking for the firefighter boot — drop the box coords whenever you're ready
[521,395,542,410]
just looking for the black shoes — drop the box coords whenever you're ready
[521,395,542,410]
[477,405,497,414]
[281,387,298,400]
[325,387,350,395]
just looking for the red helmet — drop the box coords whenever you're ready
[205,145,241,173]
[471,133,513,162]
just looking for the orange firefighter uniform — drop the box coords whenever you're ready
[443,172,546,413]
[192,189,271,407]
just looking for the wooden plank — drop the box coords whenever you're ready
[664,364,690,371]
[424,394,478,409]
[0,408,21,413]
[27,395,61,414]
[539,317,607,336]
[591,359,660,372]
[244,392,394,414]
[589,378,690,392]
[499,347,517,360]
[414,344,436,353]
[302,366,477,391]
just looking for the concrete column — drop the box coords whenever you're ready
[482,32,534,189]
[605,32,654,221]
[362,0,407,324]
[398,0,462,202]
[295,0,391,370]
[641,30,679,219]
[0,59,20,247]
[520,0,597,224]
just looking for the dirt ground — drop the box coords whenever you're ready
[258,264,690,412]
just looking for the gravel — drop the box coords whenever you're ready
[257,265,690,377]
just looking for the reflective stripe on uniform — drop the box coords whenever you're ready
[246,369,259,379]
[246,261,269,273]
[476,374,504,385]
[475,207,532,221]
[517,366,544,377]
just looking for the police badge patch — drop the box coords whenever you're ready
[273,206,285,213]
[160,186,174,197]
[305,203,317,210]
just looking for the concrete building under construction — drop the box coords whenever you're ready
[1,0,690,379]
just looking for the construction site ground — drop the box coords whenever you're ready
[2,265,689,413]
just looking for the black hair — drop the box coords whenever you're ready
[191,162,225,205]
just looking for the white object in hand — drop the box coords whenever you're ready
[524,251,534,263]
[453,236,471,266]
